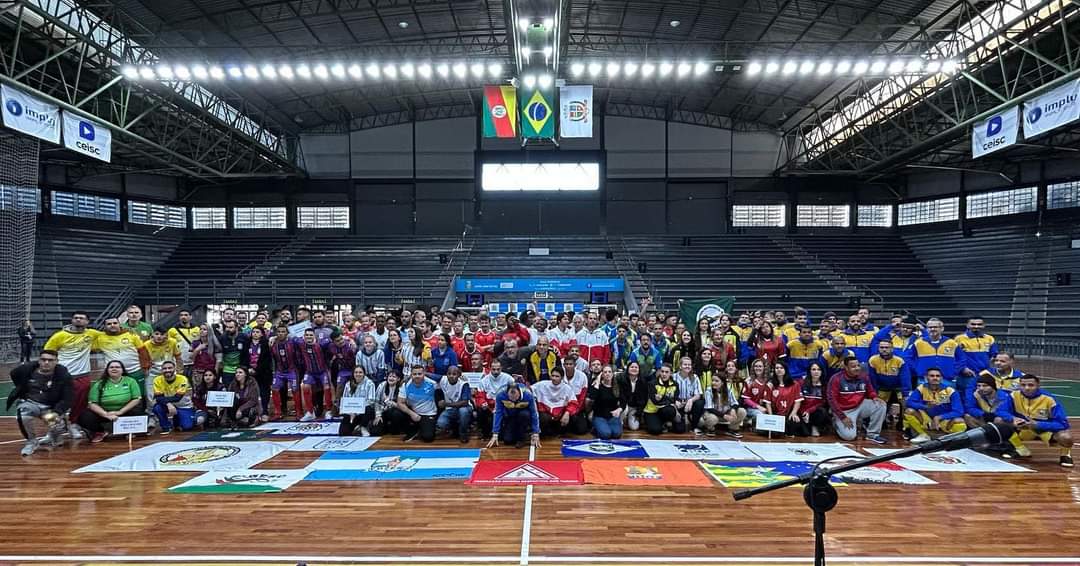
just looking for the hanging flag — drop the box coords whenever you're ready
[1023,78,1080,139]
[972,106,1018,158]
[1,84,60,144]
[62,111,112,163]
[559,85,593,138]
[678,297,736,325]
[482,85,518,138]
[520,85,555,139]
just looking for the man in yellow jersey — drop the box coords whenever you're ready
[121,305,154,342]
[998,374,1073,467]
[95,317,150,398]
[867,340,913,431]
[167,309,200,377]
[978,352,1023,391]
[903,367,966,444]
[43,310,101,424]
[151,361,194,434]
[822,334,853,374]
[144,326,180,384]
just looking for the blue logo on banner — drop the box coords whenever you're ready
[986,116,1002,136]
[5,99,22,117]
[1028,107,1042,123]
[79,121,95,141]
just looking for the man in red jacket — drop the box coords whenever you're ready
[827,356,888,444]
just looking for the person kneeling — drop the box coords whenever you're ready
[904,367,966,444]
[9,350,77,456]
[436,366,473,443]
[644,365,682,435]
[398,365,439,443]
[965,375,1012,454]
[151,362,195,435]
[534,367,587,437]
[78,361,146,443]
[486,382,541,449]
[997,374,1073,467]
[224,367,262,428]
[338,366,376,436]
[699,369,746,438]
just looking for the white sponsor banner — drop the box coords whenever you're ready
[744,442,863,463]
[286,436,380,452]
[559,85,592,138]
[113,415,148,435]
[168,469,307,493]
[73,441,289,473]
[62,111,112,162]
[972,106,1018,158]
[637,439,759,460]
[1,84,60,144]
[863,448,1034,472]
[1023,78,1080,139]
[206,391,235,408]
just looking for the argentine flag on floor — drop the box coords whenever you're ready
[304,449,481,481]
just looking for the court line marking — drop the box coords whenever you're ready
[520,443,536,565]
[1,556,1079,563]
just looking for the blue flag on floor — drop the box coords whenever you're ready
[561,439,647,459]
[304,449,481,481]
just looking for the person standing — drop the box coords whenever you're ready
[94,317,151,400]
[122,305,154,342]
[17,320,35,363]
[43,311,100,423]
[8,350,74,456]
[168,309,200,377]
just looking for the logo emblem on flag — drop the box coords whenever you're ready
[625,465,662,480]
[5,99,22,116]
[1028,107,1042,123]
[492,104,507,118]
[567,100,588,122]
[526,90,551,132]
[158,445,241,466]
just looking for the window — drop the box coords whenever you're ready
[297,206,350,229]
[898,197,959,226]
[128,200,187,228]
[1048,180,1080,210]
[0,185,40,212]
[797,205,850,227]
[966,186,1037,219]
[50,190,120,221]
[857,204,893,227]
[732,204,786,227]
[233,206,286,229]
[482,162,600,191]
[192,207,227,229]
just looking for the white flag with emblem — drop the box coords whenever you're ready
[972,106,1018,158]
[559,85,592,138]
[1023,78,1080,139]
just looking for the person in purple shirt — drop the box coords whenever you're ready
[299,329,332,421]
[270,325,303,421]
[327,332,358,407]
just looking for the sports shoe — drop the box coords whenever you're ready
[693,428,704,437]
[259,414,270,423]
[810,426,821,437]
[323,411,333,420]
[460,433,470,444]
[300,412,316,422]
[1061,455,1074,468]
[360,426,370,437]
[866,434,889,445]
[910,433,931,444]
[724,430,742,439]
[20,440,38,457]
[160,429,172,436]
[68,424,87,441]
[91,431,108,443]
[1015,444,1032,458]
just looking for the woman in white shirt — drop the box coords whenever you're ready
[338,367,377,436]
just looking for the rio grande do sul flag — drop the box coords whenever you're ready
[559,85,592,138]
[483,85,517,138]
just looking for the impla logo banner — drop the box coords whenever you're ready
[1,84,60,144]
[972,106,1018,158]
[62,111,112,162]
[1023,78,1080,139]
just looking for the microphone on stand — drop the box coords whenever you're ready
[918,422,1015,453]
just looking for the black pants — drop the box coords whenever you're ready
[76,404,146,434]
[370,407,408,436]
[226,405,259,428]
[19,341,32,363]
[404,414,437,442]
[645,405,686,435]
[476,407,495,438]
[539,412,590,437]
[681,399,705,430]
[498,410,534,445]
[255,372,272,415]
[791,407,831,437]
[339,407,375,435]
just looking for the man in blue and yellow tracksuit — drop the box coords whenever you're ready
[912,318,963,387]
[488,382,541,449]
[965,375,1010,429]
[868,341,914,430]
[978,352,1023,391]
[996,374,1073,467]
[841,314,876,364]
[786,325,826,380]
[822,334,854,374]
[904,367,966,444]
[870,316,919,364]
[954,317,998,398]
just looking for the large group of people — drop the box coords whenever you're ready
[6,302,1072,467]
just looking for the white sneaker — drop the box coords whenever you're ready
[323,411,333,420]
[910,433,932,444]
[300,412,316,422]
[68,424,86,441]
[628,414,640,430]
[693,428,704,436]
[810,426,821,437]
[20,440,38,457]
[360,426,371,437]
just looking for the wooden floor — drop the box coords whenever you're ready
[1,415,1079,566]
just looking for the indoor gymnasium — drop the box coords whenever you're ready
[1,0,1079,565]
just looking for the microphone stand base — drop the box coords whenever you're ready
[803,475,838,566]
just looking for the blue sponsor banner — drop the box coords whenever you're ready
[561,439,647,459]
[456,278,624,293]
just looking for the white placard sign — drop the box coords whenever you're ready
[206,391,236,408]
[113,415,148,435]
[464,372,483,389]
[339,397,368,414]
[754,413,787,434]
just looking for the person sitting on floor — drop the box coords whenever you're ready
[533,366,587,437]
[904,366,966,444]
[151,361,194,435]
[644,364,682,435]
[796,362,831,437]
[617,361,649,431]
[588,366,625,440]
[699,363,746,438]
[827,356,888,444]
[487,382,541,449]
[741,358,772,427]
[192,369,225,430]
[78,360,146,443]
[9,349,75,456]
[224,366,262,428]
[997,373,1073,467]
[768,361,804,438]
[435,365,472,443]
[338,366,377,437]
[371,370,406,436]
[397,364,439,443]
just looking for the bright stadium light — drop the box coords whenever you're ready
[924,59,941,74]
[764,61,779,74]
[227,66,243,79]
[518,17,529,31]
[538,73,553,88]
[331,63,347,79]
[542,45,553,58]
[257,65,275,79]
[588,62,602,77]
[437,63,451,78]
[905,59,923,73]
[798,61,815,75]
[659,61,673,76]
[834,60,851,74]
[817,61,833,75]
[694,61,709,76]
[606,61,621,77]
[400,62,415,78]
[746,61,762,76]
[641,62,655,77]
[365,63,380,79]
[383,64,398,79]
[781,61,797,75]
[624,61,639,76]
[296,64,312,79]
[523,74,537,88]
[418,63,433,79]
[570,62,585,76]
[470,62,485,78]
[242,65,260,80]
[173,65,191,80]
[488,62,503,77]
[521,47,532,58]
[852,60,869,74]
[347,63,363,79]
[192,64,209,80]
[543,17,554,29]
[676,62,692,77]
[888,59,905,74]
[942,60,958,74]
[122,65,139,79]
[452,62,467,78]
[870,60,887,74]
[279,64,295,79]
[138,66,156,80]
[156,66,174,80]
[313,64,330,79]
[209,66,225,80]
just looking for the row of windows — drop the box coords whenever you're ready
[732,205,893,228]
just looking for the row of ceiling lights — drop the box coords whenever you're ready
[121,61,505,81]
[746,58,959,77]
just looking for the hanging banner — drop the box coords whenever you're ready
[1023,78,1080,139]
[559,85,592,138]
[520,85,555,139]
[972,106,1018,158]
[1,84,60,144]
[482,85,518,138]
[62,111,112,162]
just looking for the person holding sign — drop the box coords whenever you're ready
[151,361,194,434]
[192,369,225,430]
[224,367,262,428]
[77,361,145,443]
[338,366,377,436]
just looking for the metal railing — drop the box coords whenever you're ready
[93,284,134,327]
[999,337,1080,360]
[146,277,446,307]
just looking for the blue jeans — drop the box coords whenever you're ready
[593,415,623,439]
[153,401,195,432]
[437,406,473,438]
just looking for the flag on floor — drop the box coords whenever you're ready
[466,460,584,486]
[304,449,480,481]
[637,439,759,460]
[168,469,307,493]
[700,461,843,488]
[742,442,863,463]
[257,420,341,436]
[863,448,1034,472]
[285,436,379,452]
[559,85,592,138]
[483,85,518,138]
[520,85,555,139]
[188,429,276,442]
[73,442,289,473]
[678,297,736,324]
[582,459,714,487]
[823,460,937,485]
[562,439,648,459]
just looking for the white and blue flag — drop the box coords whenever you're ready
[1,84,60,144]
[304,449,480,480]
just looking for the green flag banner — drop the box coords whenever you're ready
[678,297,736,325]
[520,85,555,138]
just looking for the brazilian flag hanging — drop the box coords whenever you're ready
[520,85,555,138]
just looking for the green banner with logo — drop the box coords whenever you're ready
[678,297,737,325]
